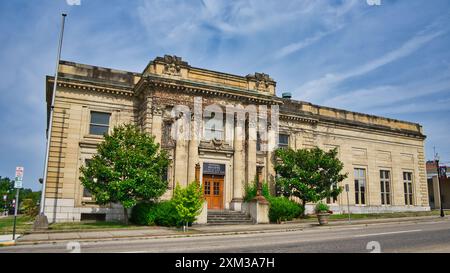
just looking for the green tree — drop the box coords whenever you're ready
[274,147,347,215]
[172,182,204,230]
[80,124,170,224]
[0,177,40,215]
[0,177,14,213]
[21,198,39,217]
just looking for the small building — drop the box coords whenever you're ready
[426,161,450,209]
[43,55,430,223]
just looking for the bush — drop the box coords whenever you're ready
[21,198,39,217]
[131,202,157,225]
[244,181,270,202]
[131,201,179,227]
[154,201,179,227]
[315,202,330,214]
[267,196,303,223]
[172,182,204,226]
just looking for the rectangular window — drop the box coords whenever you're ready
[204,181,211,195]
[203,112,224,141]
[89,111,111,136]
[380,170,391,205]
[256,133,261,151]
[83,159,93,198]
[354,168,366,205]
[403,172,414,205]
[326,185,338,204]
[278,134,289,149]
[213,182,220,196]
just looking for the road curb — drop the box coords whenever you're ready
[0,241,16,247]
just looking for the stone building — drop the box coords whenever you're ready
[44,55,429,223]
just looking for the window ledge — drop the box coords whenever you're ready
[81,199,96,206]
[84,134,105,140]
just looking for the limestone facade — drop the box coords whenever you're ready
[44,56,429,223]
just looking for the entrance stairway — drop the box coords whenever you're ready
[207,210,254,225]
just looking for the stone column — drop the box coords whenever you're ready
[187,114,200,184]
[231,117,245,211]
[151,106,163,145]
[173,114,188,187]
[266,125,277,195]
[247,118,257,187]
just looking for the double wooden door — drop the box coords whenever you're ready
[203,174,224,210]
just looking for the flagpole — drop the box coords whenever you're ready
[34,13,67,230]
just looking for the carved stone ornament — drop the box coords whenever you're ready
[211,138,223,149]
[247,72,274,92]
[152,105,163,116]
[199,139,233,153]
[158,55,188,76]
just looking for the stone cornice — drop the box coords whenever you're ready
[48,76,134,97]
[317,116,426,140]
[136,75,283,105]
[279,113,318,124]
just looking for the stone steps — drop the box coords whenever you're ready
[207,210,254,225]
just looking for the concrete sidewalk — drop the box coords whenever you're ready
[15,215,448,245]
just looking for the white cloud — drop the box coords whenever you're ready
[323,77,450,112]
[296,28,446,102]
[274,29,335,60]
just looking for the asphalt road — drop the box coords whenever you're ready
[1,218,450,253]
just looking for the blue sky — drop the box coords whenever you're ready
[0,0,449,191]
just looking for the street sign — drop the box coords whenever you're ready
[345,184,350,192]
[14,177,23,189]
[14,166,24,189]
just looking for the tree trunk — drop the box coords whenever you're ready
[123,207,129,225]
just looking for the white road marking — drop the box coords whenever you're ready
[354,229,422,238]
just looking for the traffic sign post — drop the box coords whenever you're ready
[345,184,351,224]
[12,167,24,240]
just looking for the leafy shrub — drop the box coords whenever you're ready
[244,181,270,202]
[131,202,157,225]
[172,182,204,226]
[267,196,303,223]
[153,201,179,227]
[21,198,39,217]
[315,202,330,214]
[131,201,179,226]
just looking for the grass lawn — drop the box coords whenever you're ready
[0,215,34,235]
[49,221,141,231]
[0,215,144,234]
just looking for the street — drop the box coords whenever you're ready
[1,218,450,253]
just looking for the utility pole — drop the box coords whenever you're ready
[34,13,67,230]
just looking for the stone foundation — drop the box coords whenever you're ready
[44,198,127,223]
